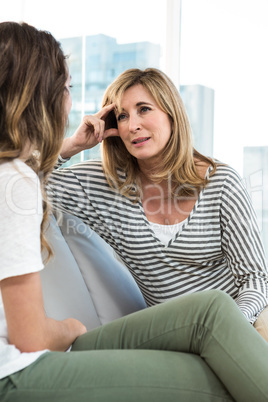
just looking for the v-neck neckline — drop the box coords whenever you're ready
[137,166,212,248]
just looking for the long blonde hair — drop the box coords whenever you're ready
[0,22,68,259]
[102,68,216,199]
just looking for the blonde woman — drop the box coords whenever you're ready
[49,68,268,340]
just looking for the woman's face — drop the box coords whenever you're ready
[64,73,72,118]
[115,84,172,166]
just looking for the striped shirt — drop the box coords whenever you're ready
[47,158,268,323]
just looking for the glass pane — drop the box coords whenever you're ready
[180,0,268,253]
[1,0,167,162]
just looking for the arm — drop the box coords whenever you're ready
[1,272,87,352]
[220,167,268,322]
[47,104,119,223]
[0,163,86,353]
[61,103,118,159]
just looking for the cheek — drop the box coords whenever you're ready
[160,117,172,139]
[117,125,128,141]
[68,94,72,111]
[65,95,72,116]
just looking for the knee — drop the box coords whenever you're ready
[203,289,232,302]
[200,290,235,313]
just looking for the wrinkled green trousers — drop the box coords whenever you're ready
[1,290,267,402]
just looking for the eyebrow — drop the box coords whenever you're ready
[120,101,154,111]
[136,101,154,106]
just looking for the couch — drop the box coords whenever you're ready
[40,211,234,401]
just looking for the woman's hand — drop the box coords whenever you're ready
[62,318,87,342]
[60,104,119,159]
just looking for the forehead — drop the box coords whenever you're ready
[120,84,155,105]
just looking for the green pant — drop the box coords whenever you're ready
[1,290,267,402]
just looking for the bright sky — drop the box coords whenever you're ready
[1,0,268,174]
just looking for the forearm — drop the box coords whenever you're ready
[2,273,87,353]
[9,316,86,353]
[60,136,85,159]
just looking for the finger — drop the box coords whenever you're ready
[104,128,119,138]
[98,119,106,142]
[83,115,94,127]
[83,116,101,139]
[96,103,116,120]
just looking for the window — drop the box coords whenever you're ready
[0,0,167,163]
[179,0,268,253]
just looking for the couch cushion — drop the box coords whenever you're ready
[41,212,146,330]
[54,211,147,324]
[40,215,101,330]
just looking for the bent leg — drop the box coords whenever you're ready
[73,290,268,402]
[254,305,268,342]
[0,349,233,402]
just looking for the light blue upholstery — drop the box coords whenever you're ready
[41,212,146,330]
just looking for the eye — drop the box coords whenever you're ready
[117,113,127,121]
[140,106,151,113]
[64,84,73,93]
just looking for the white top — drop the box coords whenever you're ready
[149,219,187,246]
[0,159,47,379]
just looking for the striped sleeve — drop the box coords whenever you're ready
[47,159,93,222]
[219,167,268,322]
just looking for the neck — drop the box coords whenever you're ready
[20,141,34,162]
[139,170,174,201]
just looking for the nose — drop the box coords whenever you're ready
[128,113,141,133]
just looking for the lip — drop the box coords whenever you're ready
[132,137,151,147]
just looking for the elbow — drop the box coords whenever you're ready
[10,338,48,353]
[19,342,48,353]
[9,331,49,353]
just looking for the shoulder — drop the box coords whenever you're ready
[68,159,104,174]
[212,163,244,186]
[69,160,126,185]
[0,158,37,175]
[204,162,249,201]
[55,159,106,183]
[209,163,253,211]
[0,159,39,193]
[1,160,42,230]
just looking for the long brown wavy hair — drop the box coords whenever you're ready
[0,22,68,260]
[102,68,216,199]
